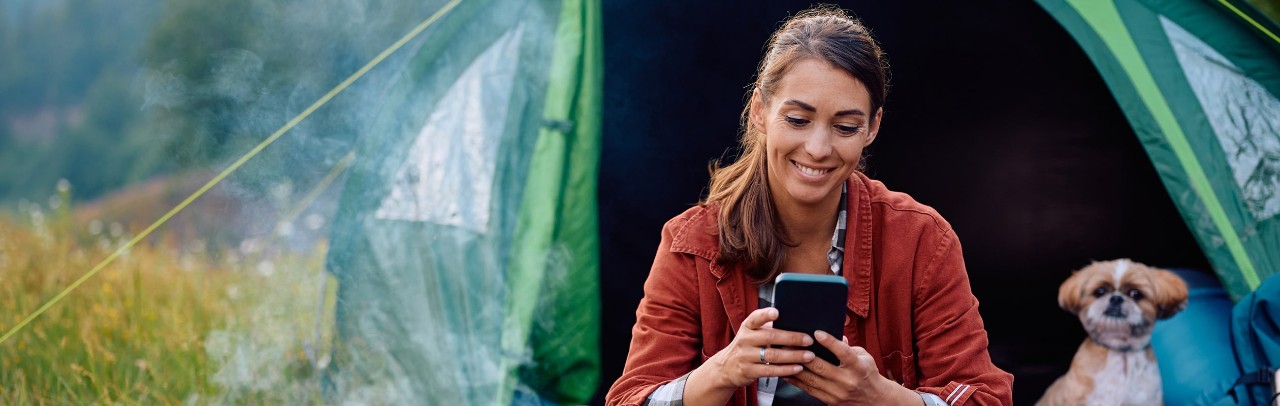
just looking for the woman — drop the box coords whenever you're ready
[606,6,1013,406]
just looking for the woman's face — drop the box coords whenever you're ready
[753,58,882,211]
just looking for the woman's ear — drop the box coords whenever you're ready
[865,107,883,146]
[750,90,766,134]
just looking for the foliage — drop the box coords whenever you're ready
[0,0,166,206]
[134,0,437,187]
[0,0,439,206]
[1246,0,1280,25]
[0,200,334,404]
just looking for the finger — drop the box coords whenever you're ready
[801,350,838,376]
[752,312,814,348]
[814,330,860,367]
[742,307,779,330]
[755,308,812,347]
[752,363,803,379]
[760,347,815,365]
[783,374,836,404]
[752,327,814,348]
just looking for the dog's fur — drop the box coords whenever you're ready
[1036,259,1188,406]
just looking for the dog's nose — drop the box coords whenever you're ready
[1109,295,1124,305]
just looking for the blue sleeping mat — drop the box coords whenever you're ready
[1151,268,1239,405]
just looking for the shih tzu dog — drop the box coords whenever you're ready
[1036,259,1189,406]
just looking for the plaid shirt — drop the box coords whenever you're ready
[644,185,948,406]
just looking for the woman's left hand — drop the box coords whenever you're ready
[783,330,918,405]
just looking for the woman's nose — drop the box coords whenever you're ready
[804,130,833,159]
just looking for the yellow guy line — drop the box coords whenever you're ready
[244,150,356,267]
[0,0,462,346]
[1218,0,1280,45]
[281,150,357,228]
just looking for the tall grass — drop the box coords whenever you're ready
[0,202,332,404]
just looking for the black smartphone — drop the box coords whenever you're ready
[770,273,848,365]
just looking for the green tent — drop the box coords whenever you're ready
[323,0,602,403]
[1036,0,1280,301]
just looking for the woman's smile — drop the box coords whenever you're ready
[791,160,832,179]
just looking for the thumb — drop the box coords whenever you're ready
[743,307,779,330]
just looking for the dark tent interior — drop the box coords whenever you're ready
[595,0,1216,404]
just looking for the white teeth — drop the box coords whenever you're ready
[795,162,829,176]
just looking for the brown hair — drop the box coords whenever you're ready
[703,5,889,282]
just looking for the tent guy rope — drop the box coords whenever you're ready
[1218,0,1280,45]
[0,0,464,346]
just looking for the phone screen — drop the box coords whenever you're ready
[770,273,848,365]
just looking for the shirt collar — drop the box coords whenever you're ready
[828,183,848,275]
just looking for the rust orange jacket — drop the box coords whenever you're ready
[606,172,1013,405]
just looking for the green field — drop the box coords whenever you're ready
[0,206,334,404]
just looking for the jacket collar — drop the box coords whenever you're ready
[668,173,874,330]
[845,172,873,318]
[668,207,754,333]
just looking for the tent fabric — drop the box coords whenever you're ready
[1036,0,1280,301]
[323,0,601,403]
[503,0,603,402]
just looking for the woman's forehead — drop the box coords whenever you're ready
[771,59,871,112]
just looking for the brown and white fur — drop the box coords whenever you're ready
[1036,259,1189,406]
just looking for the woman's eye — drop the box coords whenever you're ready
[785,116,809,127]
[1093,287,1108,297]
[835,125,860,135]
[1127,289,1144,300]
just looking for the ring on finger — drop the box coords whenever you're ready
[760,347,769,365]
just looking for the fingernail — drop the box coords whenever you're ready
[802,335,814,345]
[803,351,814,361]
[793,365,803,373]
[814,330,828,340]
[769,308,779,317]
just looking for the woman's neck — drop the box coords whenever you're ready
[774,188,842,247]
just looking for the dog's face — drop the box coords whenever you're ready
[1058,259,1188,351]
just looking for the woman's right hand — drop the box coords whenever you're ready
[698,307,817,389]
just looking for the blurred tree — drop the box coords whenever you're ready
[0,0,448,205]
[1246,0,1279,23]
[0,0,159,204]
[140,0,266,167]
[136,0,446,190]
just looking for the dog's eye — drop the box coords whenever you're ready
[1127,289,1144,300]
[1093,287,1108,297]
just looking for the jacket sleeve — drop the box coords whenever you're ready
[910,230,1014,405]
[605,216,705,406]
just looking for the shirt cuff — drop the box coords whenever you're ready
[644,372,692,406]
[919,391,949,406]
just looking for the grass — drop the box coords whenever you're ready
[0,201,333,404]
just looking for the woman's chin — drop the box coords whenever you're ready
[781,185,837,207]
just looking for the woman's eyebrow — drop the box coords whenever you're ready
[783,99,865,117]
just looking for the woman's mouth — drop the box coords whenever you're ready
[793,160,831,177]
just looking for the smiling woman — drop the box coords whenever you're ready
[606,5,1013,406]
[757,59,878,242]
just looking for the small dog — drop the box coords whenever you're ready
[1036,259,1189,406]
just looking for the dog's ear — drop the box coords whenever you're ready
[1058,270,1088,314]
[1150,268,1189,319]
